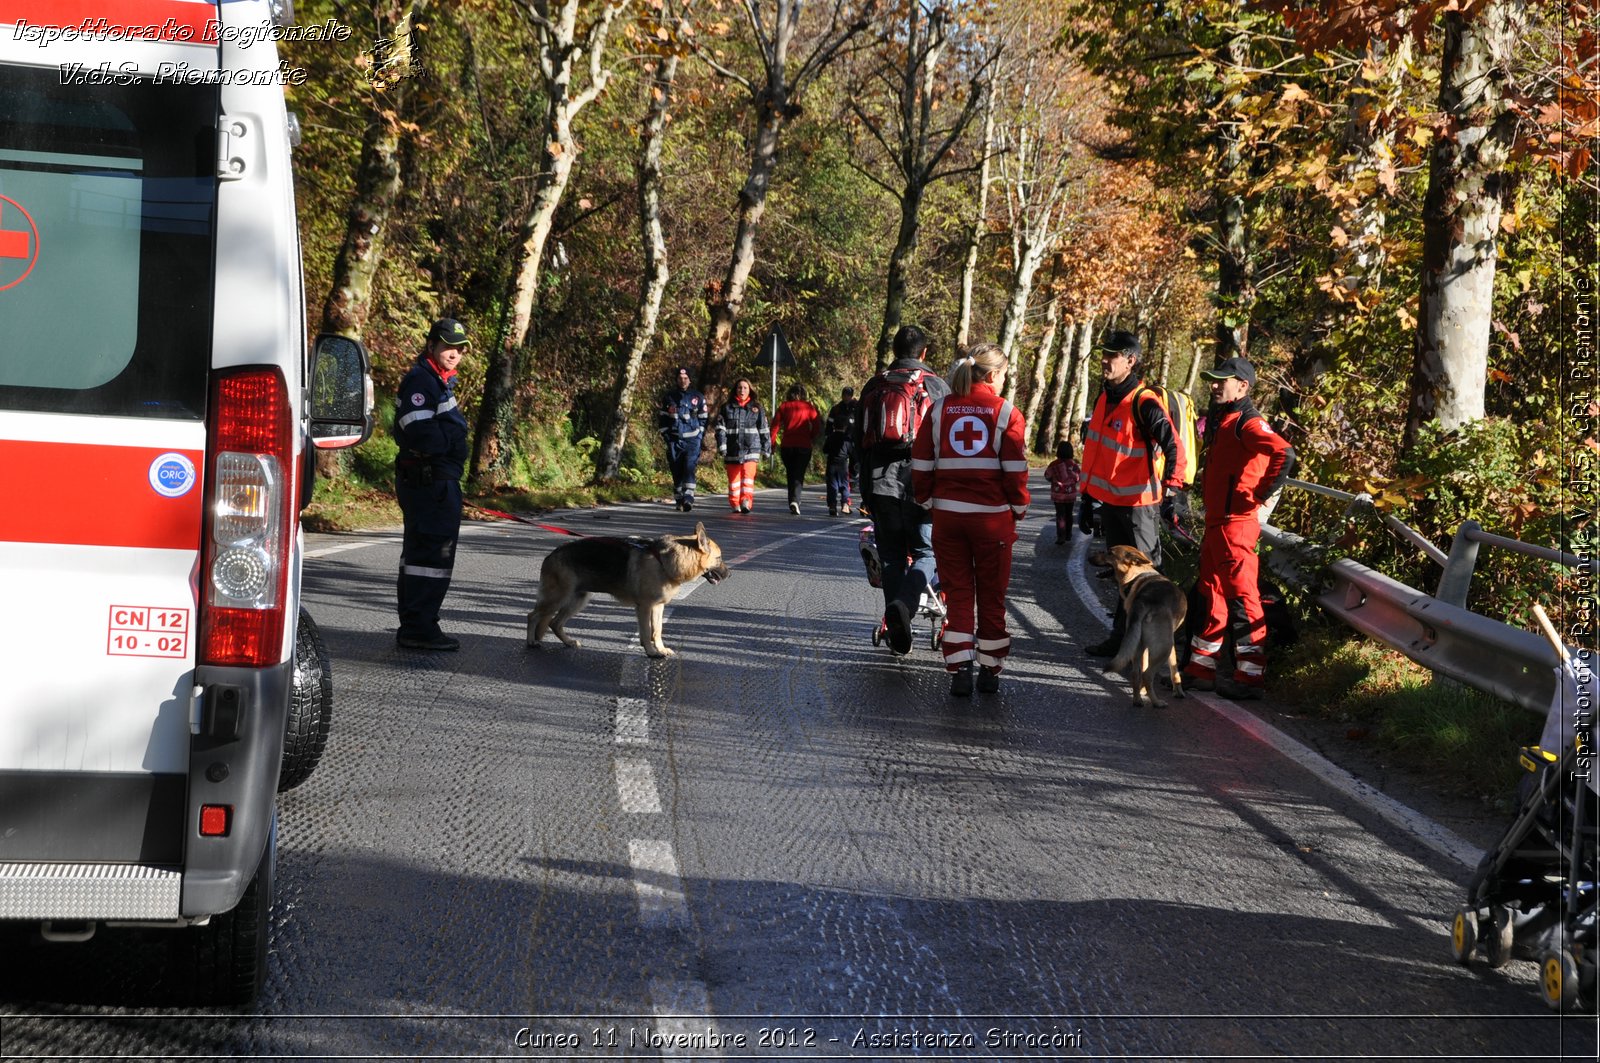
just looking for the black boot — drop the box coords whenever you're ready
[949,663,974,697]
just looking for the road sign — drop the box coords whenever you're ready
[753,324,795,368]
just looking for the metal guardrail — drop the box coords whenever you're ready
[1262,479,1589,715]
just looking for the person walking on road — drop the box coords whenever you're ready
[857,324,949,656]
[394,317,472,652]
[1182,357,1296,699]
[772,384,821,514]
[716,377,770,513]
[1077,329,1183,657]
[657,366,708,511]
[1044,438,1082,546]
[912,343,1030,696]
[822,386,859,516]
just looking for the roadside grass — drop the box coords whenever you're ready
[1273,620,1541,811]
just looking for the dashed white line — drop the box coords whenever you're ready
[615,697,651,745]
[616,756,663,814]
[647,978,723,1063]
[627,839,690,928]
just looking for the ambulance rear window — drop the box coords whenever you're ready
[0,66,217,419]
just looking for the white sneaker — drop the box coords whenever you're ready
[789,502,800,515]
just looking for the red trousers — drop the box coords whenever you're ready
[725,461,757,510]
[931,510,1017,673]
[1184,519,1267,688]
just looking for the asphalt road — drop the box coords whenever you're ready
[2,480,1596,1060]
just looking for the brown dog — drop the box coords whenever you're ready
[1088,545,1188,706]
[527,522,730,658]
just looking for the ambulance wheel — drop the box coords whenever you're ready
[279,609,333,792]
[1450,908,1478,965]
[1539,949,1580,1011]
[177,823,273,1007]
[1484,905,1516,969]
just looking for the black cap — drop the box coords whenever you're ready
[428,318,470,348]
[1098,329,1141,359]
[1200,357,1257,387]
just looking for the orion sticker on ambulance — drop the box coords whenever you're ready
[149,452,197,498]
[108,605,190,659]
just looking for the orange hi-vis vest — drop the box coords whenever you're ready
[1083,386,1169,507]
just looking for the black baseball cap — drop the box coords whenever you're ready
[1200,357,1257,387]
[1098,329,1142,359]
[428,317,471,348]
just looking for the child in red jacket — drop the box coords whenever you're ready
[1043,439,1082,546]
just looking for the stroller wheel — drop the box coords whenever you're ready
[1450,908,1478,965]
[872,623,883,647]
[1484,906,1516,969]
[1538,948,1580,1010]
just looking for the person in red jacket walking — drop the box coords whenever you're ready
[1182,357,1295,699]
[912,343,1031,696]
[772,384,822,514]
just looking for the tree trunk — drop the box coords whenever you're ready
[471,1,623,486]
[1215,31,1253,360]
[599,53,679,482]
[1064,313,1095,443]
[1040,319,1077,451]
[1404,2,1522,451]
[996,237,1048,374]
[1022,283,1063,450]
[701,92,785,391]
[956,91,996,349]
[315,1,425,480]
[1184,337,1203,394]
[876,185,923,370]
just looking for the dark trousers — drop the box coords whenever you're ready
[1052,501,1075,541]
[1099,500,1162,639]
[666,437,702,502]
[780,447,811,505]
[825,455,852,511]
[868,491,936,621]
[396,474,462,639]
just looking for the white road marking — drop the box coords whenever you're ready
[1067,538,1485,870]
[647,978,723,1061]
[628,839,690,928]
[616,756,663,814]
[304,537,390,559]
[615,697,650,745]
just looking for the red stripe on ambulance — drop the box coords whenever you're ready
[0,440,203,550]
[6,0,217,42]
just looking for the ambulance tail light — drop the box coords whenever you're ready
[200,369,294,667]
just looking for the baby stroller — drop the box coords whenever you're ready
[1450,645,1597,1011]
[858,523,946,651]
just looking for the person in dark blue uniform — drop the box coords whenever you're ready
[394,317,472,651]
[657,366,707,510]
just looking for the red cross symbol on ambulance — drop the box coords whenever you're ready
[950,415,991,456]
[0,195,40,293]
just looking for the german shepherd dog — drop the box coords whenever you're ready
[527,522,730,658]
[1089,545,1188,706]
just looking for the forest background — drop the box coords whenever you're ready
[285,0,1597,670]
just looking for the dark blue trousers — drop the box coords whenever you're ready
[396,475,462,639]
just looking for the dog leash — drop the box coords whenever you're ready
[465,505,584,537]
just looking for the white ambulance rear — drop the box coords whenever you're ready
[0,0,371,1004]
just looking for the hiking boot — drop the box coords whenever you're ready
[949,664,974,697]
[683,498,694,512]
[740,503,752,514]
[1083,636,1121,658]
[789,502,800,515]
[829,504,838,517]
[885,600,914,656]
[397,631,460,652]
[977,666,1000,693]
[1218,679,1264,701]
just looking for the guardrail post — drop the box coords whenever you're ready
[1435,519,1482,610]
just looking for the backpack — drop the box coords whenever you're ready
[860,368,932,454]
[823,400,856,458]
[1137,384,1198,488]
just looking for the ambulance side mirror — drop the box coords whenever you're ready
[309,334,374,450]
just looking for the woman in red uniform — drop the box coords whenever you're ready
[912,343,1031,696]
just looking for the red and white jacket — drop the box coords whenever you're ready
[911,381,1031,518]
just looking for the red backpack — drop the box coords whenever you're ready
[860,367,932,454]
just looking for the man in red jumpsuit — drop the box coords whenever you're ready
[1182,357,1295,699]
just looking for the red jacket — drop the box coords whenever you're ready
[910,381,1031,517]
[772,399,821,449]
[1201,405,1295,527]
